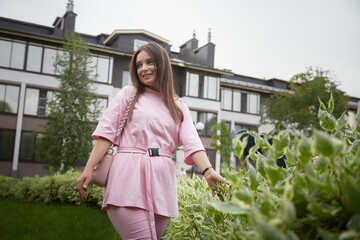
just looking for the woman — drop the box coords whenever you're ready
[77,42,229,239]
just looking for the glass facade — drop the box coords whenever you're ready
[221,87,260,114]
[234,123,258,132]
[190,110,217,137]
[122,70,131,88]
[26,45,43,72]
[24,88,54,117]
[0,130,15,159]
[186,72,219,100]
[0,39,12,67]
[42,47,57,74]
[0,38,113,84]
[0,84,20,113]
[89,55,112,84]
[11,42,26,69]
[19,132,37,160]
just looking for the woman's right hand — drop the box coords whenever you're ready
[76,169,93,199]
[76,138,112,199]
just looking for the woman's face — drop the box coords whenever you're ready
[136,50,158,91]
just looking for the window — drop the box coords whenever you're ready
[0,84,20,113]
[26,45,43,72]
[19,132,37,160]
[0,39,11,67]
[235,123,258,132]
[190,110,217,137]
[206,76,218,99]
[0,39,26,69]
[98,98,108,116]
[188,73,199,97]
[11,42,26,69]
[89,97,108,121]
[122,70,131,88]
[89,55,112,84]
[186,73,219,100]
[221,88,232,110]
[0,129,15,159]
[221,87,260,114]
[24,88,54,117]
[42,47,57,74]
[97,57,110,83]
[134,39,148,51]
[233,90,241,112]
[248,93,259,114]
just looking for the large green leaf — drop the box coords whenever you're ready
[249,164,259,191]
[265,164,283,186]
[252,217,286,240]
[315,156,329,172]
[297,136,312,165]
[340,176,360,214]
[234,190,253,206]
[314,129,334,157]
[232,135,247,159]
[215,202,249,215]
[318,107,336,132]
[336,111,348,132]
[273,130,290,159]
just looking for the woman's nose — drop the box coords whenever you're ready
[141,64,149,71]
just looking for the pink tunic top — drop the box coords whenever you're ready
[92,85,205,218]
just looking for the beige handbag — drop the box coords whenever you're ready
[92,88,137,187]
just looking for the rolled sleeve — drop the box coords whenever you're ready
[92,85,134,145]
[177,100,205,165]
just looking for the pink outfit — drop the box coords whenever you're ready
[92,85,204,219]
[107,206,169,240]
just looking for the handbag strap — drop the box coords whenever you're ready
[113,88,137,143]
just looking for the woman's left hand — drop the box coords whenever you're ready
[203,168,230,197]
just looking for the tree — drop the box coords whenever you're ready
[36,32,101,172]
[261,68,348,136]
[211,120,232,168]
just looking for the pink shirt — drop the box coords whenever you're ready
[92,85,205,217]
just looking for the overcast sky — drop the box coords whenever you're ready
[1,0,359,98]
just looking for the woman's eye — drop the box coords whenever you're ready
[136,64,141,69]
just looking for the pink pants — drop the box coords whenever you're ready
[107,206,170,240]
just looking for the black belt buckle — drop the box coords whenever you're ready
[148,148,159,157]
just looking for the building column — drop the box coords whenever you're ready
[230,120,236,169]
[215,110,221,174]
[11,82,26,178]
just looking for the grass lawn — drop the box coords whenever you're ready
[0,199,121,240]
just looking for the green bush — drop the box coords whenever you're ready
[0,169,104,207]
[0,175,18,199]
[209,95,360,239]
[165,94,360,239]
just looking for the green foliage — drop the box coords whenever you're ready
[166,96,360,239]
[262,67,348,136]
[36,32,101,172]
[0,169,104,207]
[212,97,360,239]
[211,120,232,167]
[163,176,235,239]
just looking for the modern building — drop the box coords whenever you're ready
[0,2,358,178]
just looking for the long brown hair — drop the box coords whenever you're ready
[128,42,183,125]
